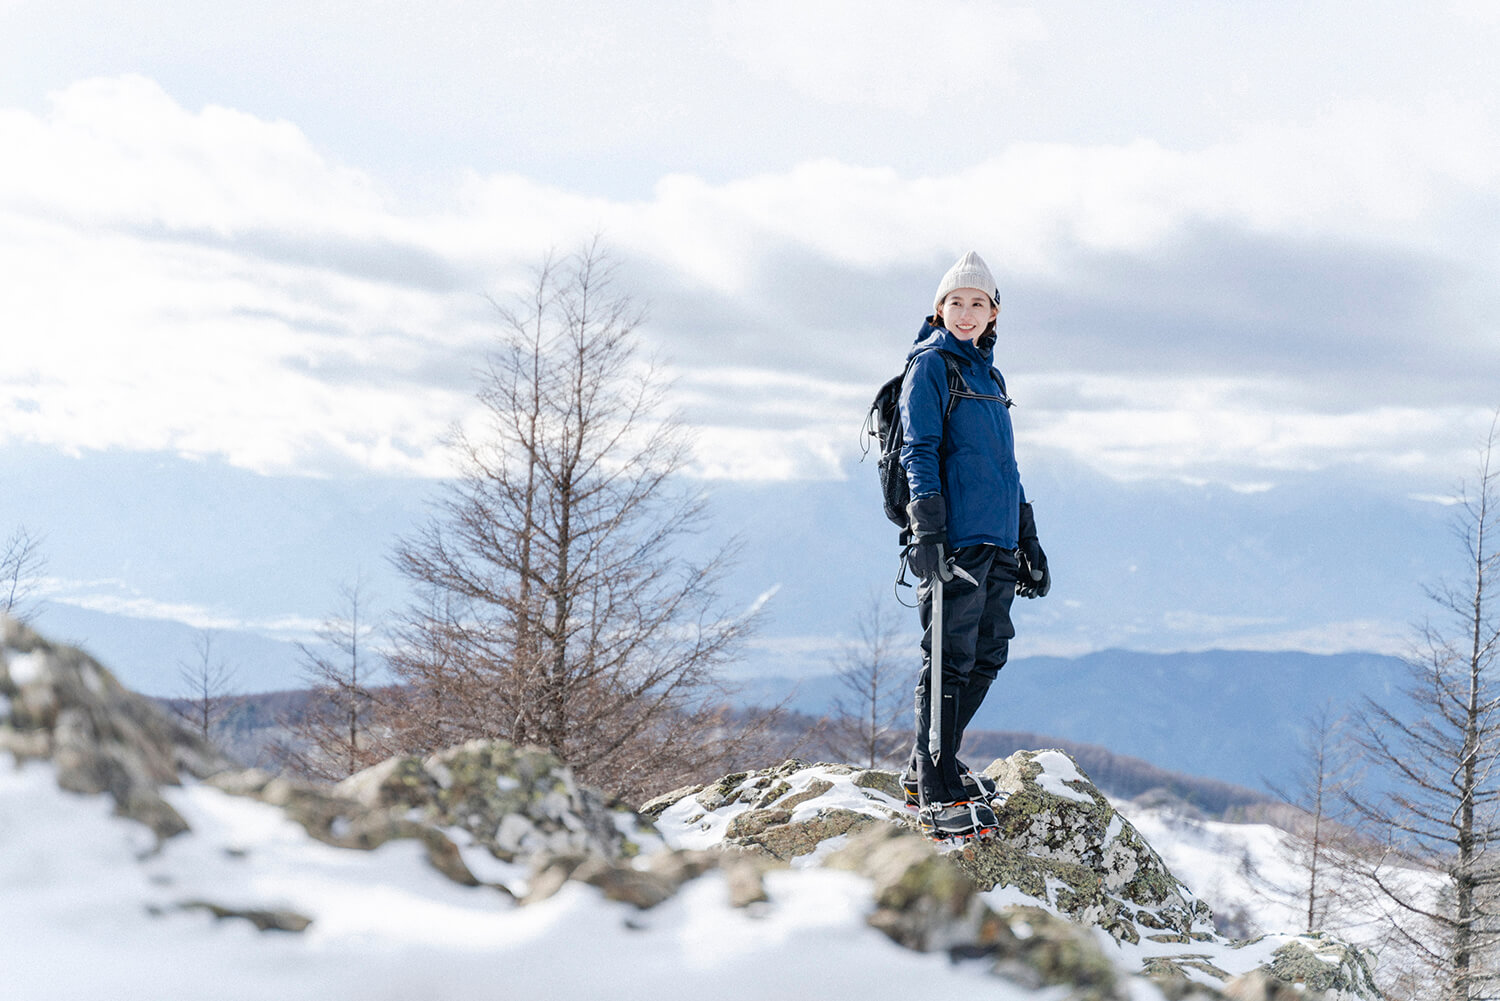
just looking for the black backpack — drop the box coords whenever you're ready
[865,349,1011,533]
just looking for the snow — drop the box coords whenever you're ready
[5,649,45,685]
[1031,750,1094,804]
[6,736,1422,1001]
[1,756,1058,1001]
[1114,796,1442,991]
[655,795,753,851]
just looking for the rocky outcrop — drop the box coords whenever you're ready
[966,748,1217,945]
[335,739,653,862]
[647,751,1215,943]
[646,752,1381,1000]
[1,617,234,839]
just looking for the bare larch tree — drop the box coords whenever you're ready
[279,576,383,781]
[1347,414,1500,1001]
[821,593,909,769]
[174,629,237,743]
[386,243,759,800]
[1265,703,1362,935]
[1,525,46,622]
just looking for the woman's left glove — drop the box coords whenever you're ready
[1016,501,1050,598]
[906,495,953,583]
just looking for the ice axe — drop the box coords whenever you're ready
[927,558,975,763]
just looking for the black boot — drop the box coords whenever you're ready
[910,683,997,841]
[901,757,999,807]
[916,799,999,842]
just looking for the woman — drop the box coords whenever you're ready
[898,251,1050,842]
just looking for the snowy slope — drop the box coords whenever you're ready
[1121,800,1441,981]
[2,758,1065,1001]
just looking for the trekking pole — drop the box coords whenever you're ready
[928,570,943,764]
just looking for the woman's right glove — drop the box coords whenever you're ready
[1016,501,1050,598]
[906,495,953,583]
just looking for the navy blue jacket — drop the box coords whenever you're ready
[898,320,1026,549]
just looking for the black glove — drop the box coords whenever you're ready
[1016,501,1050,598]
[906,495,953,583]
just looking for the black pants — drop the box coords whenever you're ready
[910,544,1018,806]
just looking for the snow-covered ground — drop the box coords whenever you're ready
[4,742,1434,1001]
[1120,799,1441,982]
[3,758,1071,1001]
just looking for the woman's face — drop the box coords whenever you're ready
[939,288,996,342]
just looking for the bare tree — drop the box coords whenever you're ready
[1264,703,1363,935]
[1347,413,1500,1001]
[279,577,383,781]
[821,593,909,769]
[174,629,237,743]
[386,243,760,800]
[1,525,46,622]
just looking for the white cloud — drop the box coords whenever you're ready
[1018,376,1495,487]
[39,576,320,640]
[2,73,1497,487]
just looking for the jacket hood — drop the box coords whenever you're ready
[907,318,994,366]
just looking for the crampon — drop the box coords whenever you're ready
[916,799,999,844]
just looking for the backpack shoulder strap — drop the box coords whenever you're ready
[989,368,1011,406]
[940,354,1014,411]
[933,351,963,420]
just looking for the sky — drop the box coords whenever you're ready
[2,1,1499,690]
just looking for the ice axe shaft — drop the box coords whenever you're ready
[928,571,943,762]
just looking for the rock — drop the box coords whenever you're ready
[526,849,720,909]
[957,749,1218,945]
[1262,935,1380,999]
[204,768,275,797]
[522,853,585,905]
[645,848,720,886]
[852,768,903,799]
[724,808,792,839]
[1,618,235,840]
[776,778,833,811]
[722,856,772,908]
[177,900,314,933]
[338,813,480,887]
[989,906,1123,1001]
[205,766,483,886]
[743,808,878,861]
[827,824,986,952]
[639,782,704,819]
[569,856,677,909]
[649,752,1376,998]
[827,826,1126,998]
[336,739,649,863]
[654,750,1217,945]
[649,760,903,862]
[1223,968,1312,1000]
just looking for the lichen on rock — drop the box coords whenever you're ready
[336,739,648,863]
[1263,935,1382,999]
[962,749,1218,946]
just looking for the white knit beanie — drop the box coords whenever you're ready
[933,251,1000,314]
